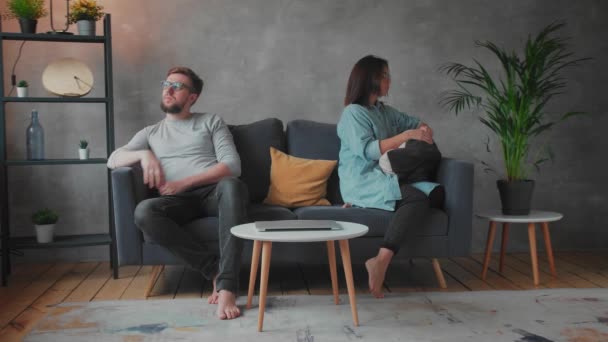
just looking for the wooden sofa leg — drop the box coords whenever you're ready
[432,259,447,289]
[145,265,164,298]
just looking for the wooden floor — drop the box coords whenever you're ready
[1,252,607,340]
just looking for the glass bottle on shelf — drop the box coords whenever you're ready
[26,110,44,160]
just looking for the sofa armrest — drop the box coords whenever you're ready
[111,166,149,266]
[437,158,474,256]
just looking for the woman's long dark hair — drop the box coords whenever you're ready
[344,55,388,107]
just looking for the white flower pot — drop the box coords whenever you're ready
[77,20,96,36]
[17,87,28,97]
[35,224,55,243]
[79,148,90,160]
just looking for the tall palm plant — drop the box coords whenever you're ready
[440,21,589,181]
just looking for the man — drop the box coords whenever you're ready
[107,67,248,320]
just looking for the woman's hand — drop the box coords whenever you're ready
[419,123,433,137]
[403,127,433,144]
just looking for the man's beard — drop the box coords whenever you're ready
[160,101,183,114]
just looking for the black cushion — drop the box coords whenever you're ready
[230,118,286,203]
[387,141,442,183]
[286,120,342,204]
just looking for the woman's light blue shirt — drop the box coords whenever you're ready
[337,103,420,211]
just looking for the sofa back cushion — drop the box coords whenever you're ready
[286,120,343,204]
[230,118,286,203]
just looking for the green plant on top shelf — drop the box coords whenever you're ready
[32,208,59,225]
[79,139,89,149]
[17,80,28,87]
[1,0,48,20]
[67,0,105,24]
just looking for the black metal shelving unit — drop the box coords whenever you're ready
[0,15,116,286]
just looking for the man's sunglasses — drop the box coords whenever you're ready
[161,80,193,92]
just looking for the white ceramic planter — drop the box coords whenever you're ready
[79,148,90,160]
[35,224,55,243]
[77,20,96,36]
[17,87,28,97]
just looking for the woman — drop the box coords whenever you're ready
[337,55,439,298]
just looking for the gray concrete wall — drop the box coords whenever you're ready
[2,0,606,262]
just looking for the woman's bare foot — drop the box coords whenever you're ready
[365,248,393,298]
[207,274,219,304]
[217,290,240,320]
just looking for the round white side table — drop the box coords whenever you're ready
[476,210,563,286]
[231,221,368,332]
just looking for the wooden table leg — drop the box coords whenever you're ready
[247,240,262,309]
[326,240,339,305]
[338,240,359,327]
[145,265,164,298]
[481,221,497,280]
[432,258,447,289]
[258,241,272,332]
[528,223,540,286]
[499,223,510,273]
[541,222,557,277]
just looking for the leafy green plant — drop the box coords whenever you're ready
[440,21,589,181]
[32,208,59,225]
[79,139,88,149]
[67,0,105,24]
[1,0,47,20]
[17,80,28,87]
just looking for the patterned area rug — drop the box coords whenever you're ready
[26,289,608,341]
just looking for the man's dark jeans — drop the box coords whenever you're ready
[133,177,249,293]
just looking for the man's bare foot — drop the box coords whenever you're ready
[207,274,219,304]
[217,290,240,320]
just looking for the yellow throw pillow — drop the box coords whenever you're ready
[264,147,337,207]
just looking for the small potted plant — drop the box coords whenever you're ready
[67,0,105,36]
[1,0,48,34]
[440,22,590,215]
[32,208,59,243]
[16,80,28,97]
[78,139,89,159]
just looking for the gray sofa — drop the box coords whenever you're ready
[111,118,473,279]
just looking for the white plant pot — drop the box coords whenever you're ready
[35,224,55,243]
[79,148,89,160]
[17,87,28,97]
[77,20,96,36]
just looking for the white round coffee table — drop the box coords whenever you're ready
[476,210,563,286]
[231,221,368,332]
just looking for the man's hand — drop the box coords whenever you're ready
[158,180,189,196]
[403,127,433,144]
[140,150,165,189]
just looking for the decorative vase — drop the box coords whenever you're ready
[17,87,28,97]
[34,224,55,243]
[26,110,44,160]
[76,20,96,36]
[497,179,535,215]
[18,18,37,34]
[78,148,89,160]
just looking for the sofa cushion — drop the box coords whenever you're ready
[286,120,342,204]
[293,206,448,237]
[249,202,297,221]
[230,118,286,203]
[142,204,297,243]
[264,147,337,207]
